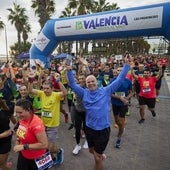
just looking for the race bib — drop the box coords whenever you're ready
[115,92,125,97]
[142,88,151,93]
[35,151,53,170]
[41,111,52,118]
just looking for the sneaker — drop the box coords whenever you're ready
[68,123,74,130]
[64,113,69,123]
[115,138,121,149]
[83,140,88,149]
[151,111,156,117]
[156,98,159,102]
[138,118,145,124]
[72,144,81,155]
[56,148,64,164]
[114,124,118,128]
[126,110,130,116]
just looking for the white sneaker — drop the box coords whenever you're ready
[83,140,88,149]
[72,144,81,155]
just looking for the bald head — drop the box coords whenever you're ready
[86,75,98,91]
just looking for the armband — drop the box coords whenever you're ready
[23,144,29,150]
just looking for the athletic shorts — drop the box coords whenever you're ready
[85,126,110,154]
[139,96,156,108]
[155,78,162,89]
[112,105,128,118]
[0,139,11,154]
[45,127,58,143]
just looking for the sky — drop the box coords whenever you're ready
[0,0,169,56]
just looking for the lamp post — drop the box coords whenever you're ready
[4,24,9,62]
[0,16,8,61]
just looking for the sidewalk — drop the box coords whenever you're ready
[9,76,170,170]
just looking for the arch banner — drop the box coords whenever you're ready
[30,2,170,67]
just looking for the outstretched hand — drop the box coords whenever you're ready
[124,56,131,65]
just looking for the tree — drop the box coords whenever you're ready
[68,0,95,15]
[0,20,4,30]
[92,0,119,13]
[7,3,29,53]
[31,0,55,29]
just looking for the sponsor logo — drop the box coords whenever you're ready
[76,15,128,31]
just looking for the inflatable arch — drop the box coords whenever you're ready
[30,2,170,66]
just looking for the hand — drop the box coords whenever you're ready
[124,56,131,65]
[13,144,24,152]
[54,73,60,81]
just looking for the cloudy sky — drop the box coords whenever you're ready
[0,0,169,56]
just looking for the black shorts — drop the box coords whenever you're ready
[112,105,128,118]
[0,139,12,154]
[84,126,110,154]
[134,81,140,94]
[17,152,48,170]
[139,96,156,108]
[155,78,162,89]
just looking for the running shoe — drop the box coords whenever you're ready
[156,98,159,102]
[126,110,130,116]
[83,140,88,149]
[72,144,81,155]
[68,123,74,130]
[115,138,121,149]
[151,111,156,117]
[138,118,145,124]
[56,148,64,164]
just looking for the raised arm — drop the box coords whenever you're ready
[66,67,84,98]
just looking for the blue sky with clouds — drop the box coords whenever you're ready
[0,0,169,55]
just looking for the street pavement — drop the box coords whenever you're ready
[9,72,170,170]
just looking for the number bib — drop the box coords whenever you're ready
[142,88,151,93]
[41,111,52,118]
[35,151,53,170]
[115,92,125,97]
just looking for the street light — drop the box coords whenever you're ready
[4,24,9,62]
[0,17,8,62]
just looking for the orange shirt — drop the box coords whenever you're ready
[16,114,46,159]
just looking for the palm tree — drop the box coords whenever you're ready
[92,0,119,12]
[31,0,55,29]
[22,22,31,44]
[7,3,29,52]
[68,0,96,55]
[0,20,4,30]
[68,0,95,15]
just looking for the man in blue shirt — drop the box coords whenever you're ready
[66,60,130,170]
[111,67,132,148]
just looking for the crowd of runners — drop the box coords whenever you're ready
[0,52,168,170]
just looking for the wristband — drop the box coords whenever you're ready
[23,144,29,150]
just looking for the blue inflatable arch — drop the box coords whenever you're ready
[30,2,170,66]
